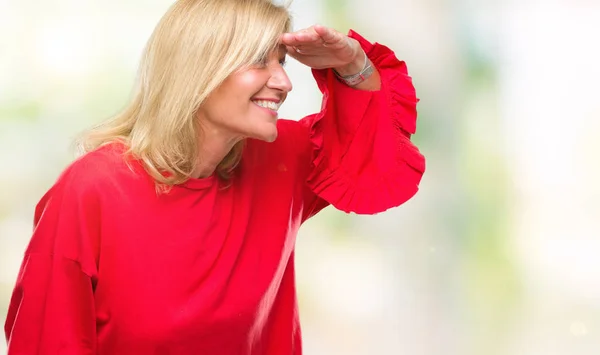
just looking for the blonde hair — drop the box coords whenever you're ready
[78,0,292,186]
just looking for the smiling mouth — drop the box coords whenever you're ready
[251,100,281,112]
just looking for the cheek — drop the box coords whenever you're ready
[234,71,269,96]
[201,70,269,121]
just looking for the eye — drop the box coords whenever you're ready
[254,55,269,68]
[253,54,286,68]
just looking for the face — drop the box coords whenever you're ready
[197,45,292,143]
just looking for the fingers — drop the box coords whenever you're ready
[285,46,303,58]
[313,25,343,46]
[281,25,346,50]
[280,29,320,47]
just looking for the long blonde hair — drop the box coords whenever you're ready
[78,0,292,185]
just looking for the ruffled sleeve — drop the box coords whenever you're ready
[300,30,425,215]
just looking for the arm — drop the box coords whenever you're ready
[291,29,425,217]
[332,44,381,92]
[281,24,381,91]
[5,256,97,354]
[4,172,100,354]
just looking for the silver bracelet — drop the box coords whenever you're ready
[333,51,375,87]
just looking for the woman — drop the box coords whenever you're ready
[4,0,425,353]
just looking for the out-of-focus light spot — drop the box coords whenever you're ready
[570,322,588,337]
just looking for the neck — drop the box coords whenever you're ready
[192,125,242,179]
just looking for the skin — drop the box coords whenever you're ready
[193,25,381,179]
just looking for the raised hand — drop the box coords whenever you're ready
[280,25,364,73]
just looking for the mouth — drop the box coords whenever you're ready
[251,99,282,116]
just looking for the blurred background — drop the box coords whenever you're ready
[1,0,599,354]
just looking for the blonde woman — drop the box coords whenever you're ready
[4,0,425,354]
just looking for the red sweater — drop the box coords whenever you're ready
[4,31,425,355]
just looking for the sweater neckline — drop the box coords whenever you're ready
[180,173,217,190]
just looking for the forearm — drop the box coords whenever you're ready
[333,38,381,91]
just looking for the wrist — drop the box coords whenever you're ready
[332,39,365,76]
[333,49,374,87]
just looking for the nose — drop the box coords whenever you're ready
[267,65,293,93]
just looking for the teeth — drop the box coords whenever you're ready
[253,100,280,111]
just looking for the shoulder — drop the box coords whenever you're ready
[52,142,147,200]
[27,144,136,264]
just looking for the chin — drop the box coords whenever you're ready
[241,118,279,143]
[261,129,278,143]
[254,124,278,143]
